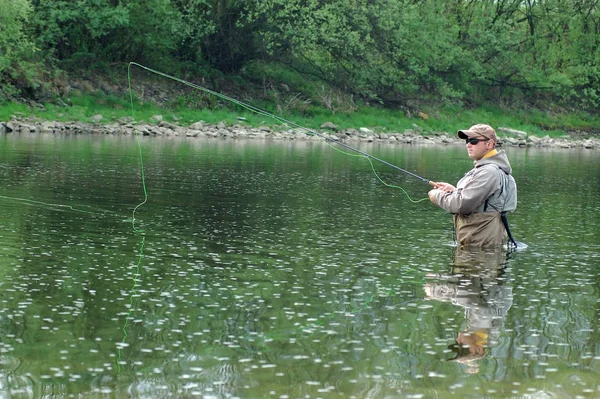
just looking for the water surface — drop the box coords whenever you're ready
[0,133,599,398]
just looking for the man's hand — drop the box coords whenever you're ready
[429,182,456,205]
[433,182,455,193]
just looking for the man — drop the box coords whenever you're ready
[428,124,517,248]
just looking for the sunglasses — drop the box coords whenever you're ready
[465,137,489,145]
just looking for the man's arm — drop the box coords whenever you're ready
[430,167,500,214]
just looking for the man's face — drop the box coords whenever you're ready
[466,136,492,160]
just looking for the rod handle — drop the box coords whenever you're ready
[428,181,437,187]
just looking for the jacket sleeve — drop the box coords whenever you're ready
[433,166,500,214]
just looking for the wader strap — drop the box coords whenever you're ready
[483,164,505,212]
[501,211,518,248]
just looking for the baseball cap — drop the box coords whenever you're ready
[457,124,498,142]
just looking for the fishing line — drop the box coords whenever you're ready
[116,235,144,374]
[116,63,433,369]
[127,62,433,202]
[0,195,103,214]
[117,68,149,374]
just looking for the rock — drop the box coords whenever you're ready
[134,126,149,135]
[90,114,104,124]
[440,135,454,144]
[0,118,597,151]
[411,124,423,132]
[360,135,376,142]
[119,116,135,124]
[583,139,595,148]
[320,121,338,131]
[40,121,56,133]
[189,121,205,130]
[150,115,163,124]
[21,123,33,133]
[158,120,177,130]
[498,127,528,138]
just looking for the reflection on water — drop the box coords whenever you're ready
[425,248,513,375]
[0,134,599,397]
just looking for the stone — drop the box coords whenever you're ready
[189,121,205,130]
[320,121,338,131]
[119,116,135,124]
[498,127,528,138]
[90,114,104,124]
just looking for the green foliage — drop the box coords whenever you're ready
[168,92,220,110]
[0,101,30,120]
[244,0,600,109]
[2,0,600,111]
[29,0,190,68]
[245,1,479,102]
[0,0,39,98]
[0,0,33,65]
[2,87,599,140]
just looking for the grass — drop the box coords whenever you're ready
[1,90,598,140]
[1,60,598,139]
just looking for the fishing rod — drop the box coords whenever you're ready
[301,128,435,185]
[128,62,436,187]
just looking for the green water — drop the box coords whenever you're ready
[0,133,599,398]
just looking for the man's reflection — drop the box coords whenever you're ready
[423,248,513,373]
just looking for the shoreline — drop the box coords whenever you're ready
[2,118,599,150]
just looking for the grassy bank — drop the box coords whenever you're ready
[1,91,598,138]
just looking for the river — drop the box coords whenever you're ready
[1,133,599,398]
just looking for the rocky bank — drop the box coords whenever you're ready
[1,117,599,150]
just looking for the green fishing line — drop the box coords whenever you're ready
[325,146,429,203]
[126,62,429,202]
[116,63,431,367]
[0,195,103,214]
[117,65,149,373]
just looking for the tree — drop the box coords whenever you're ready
[0,0,37,98]
[29,0,188,67]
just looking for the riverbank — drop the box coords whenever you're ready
[1,117,599,150]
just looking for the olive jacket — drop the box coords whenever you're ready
[432,150,517,248]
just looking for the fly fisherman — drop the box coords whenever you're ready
[428,124,517,249]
